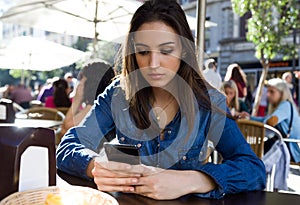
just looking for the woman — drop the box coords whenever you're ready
[242,78,300,162]
[224,63,247,99]
[56,0,265,200]
[45,79,71,108]
[221,80,249,118]
[59,61,115,139]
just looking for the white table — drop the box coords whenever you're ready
[0,118,62,128]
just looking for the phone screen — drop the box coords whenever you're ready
[104,143,141,165]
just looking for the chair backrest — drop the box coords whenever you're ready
[236,119,265,159]
[16,107,65,121]
[56,107,69,115]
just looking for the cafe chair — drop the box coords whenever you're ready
[0,126,56,200]
[13,102,25,112]
[56,107,69,115]
[263,124,291,192]
[236,119,265,159]
[16,107,65,121]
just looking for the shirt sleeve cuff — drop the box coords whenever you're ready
[194,163,227,199]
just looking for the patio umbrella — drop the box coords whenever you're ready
[0,36,86,83]
[0,36,86,71]
[0,0,215,44]
[0,0,142,44]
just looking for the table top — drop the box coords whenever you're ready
[57,170,300,205]
[0,118,62,128]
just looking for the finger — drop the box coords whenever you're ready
[94,176,139,186]
[93,164,141,178]
[134,185,152,195]
[95,161,132,171]
[97,184,135,193]
[132,165,163,176]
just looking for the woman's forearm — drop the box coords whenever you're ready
[184,170,216,194]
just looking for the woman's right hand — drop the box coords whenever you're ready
[73,77,86,103]
[92,161,141,193]
[238,111,250,119]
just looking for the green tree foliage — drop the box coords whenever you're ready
[231,0,300,115]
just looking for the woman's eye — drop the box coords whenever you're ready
[161,49,173,55]
[136,50,150,56]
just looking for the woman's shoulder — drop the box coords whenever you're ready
[278,100,291,108]
[98,77,125,100]
[207,88,226,106]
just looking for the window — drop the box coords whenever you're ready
[240,12,252,38]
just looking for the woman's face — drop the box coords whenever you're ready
[224,87,236,104]
[267,86,282,105]
[134,21,182,88]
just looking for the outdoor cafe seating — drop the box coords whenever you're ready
[236,119,300,192]
[1,104,300,204]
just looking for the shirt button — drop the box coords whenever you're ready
[157,143,160,147]
[120,137,125,141]
[137,143,142,148]
[167,130,172,134]
[200,151,203,156]
[182,156,187,160]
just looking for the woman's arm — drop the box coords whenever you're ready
[60,79,92,135]
[56,81,117,179]
[92,161,216,200]
[193,117,266,199]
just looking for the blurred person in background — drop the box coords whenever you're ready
[59,61,115,140]
[282,71,297,105]
[241,78,300,162]
[252,84,268,117]
[224,63,247,101]
[45,78,71,108]
[221,80,249,118]
[10,83,33,109]
[202,58,222,90]
[64,72,77,94]
[3,84,15,100]
[294,70,300,79]
[37,77,58,103]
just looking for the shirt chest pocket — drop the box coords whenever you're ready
[177,145,206,169]
[117,133,145,152]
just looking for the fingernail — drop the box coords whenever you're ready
[129,187,135,192]
[132,178,138,183]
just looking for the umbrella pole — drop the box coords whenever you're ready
[92,0,99,58]
[196,0,207,71]
[20,69,25,85]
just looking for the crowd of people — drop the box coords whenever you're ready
[202,58,300,163]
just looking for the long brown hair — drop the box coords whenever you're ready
[118,0,218,132]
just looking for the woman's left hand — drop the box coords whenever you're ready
[131,165,216,200]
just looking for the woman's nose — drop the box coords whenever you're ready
[149,51,160,69]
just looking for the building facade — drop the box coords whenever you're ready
[181,0,300,96]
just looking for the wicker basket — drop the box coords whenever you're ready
[0,186,118,205]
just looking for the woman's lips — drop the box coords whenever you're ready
[148,73,164,80]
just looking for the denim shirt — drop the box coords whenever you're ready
[56,79,266,199]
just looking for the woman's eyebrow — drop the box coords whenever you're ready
[158,42,175,47]
[134,43,149,47]
[134,42,175,48]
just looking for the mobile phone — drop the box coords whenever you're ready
[103,143,141,165]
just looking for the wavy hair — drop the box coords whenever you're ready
[267,78,296,114]
[117,0,218,132]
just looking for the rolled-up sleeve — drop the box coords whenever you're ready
[195,118,266,199]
